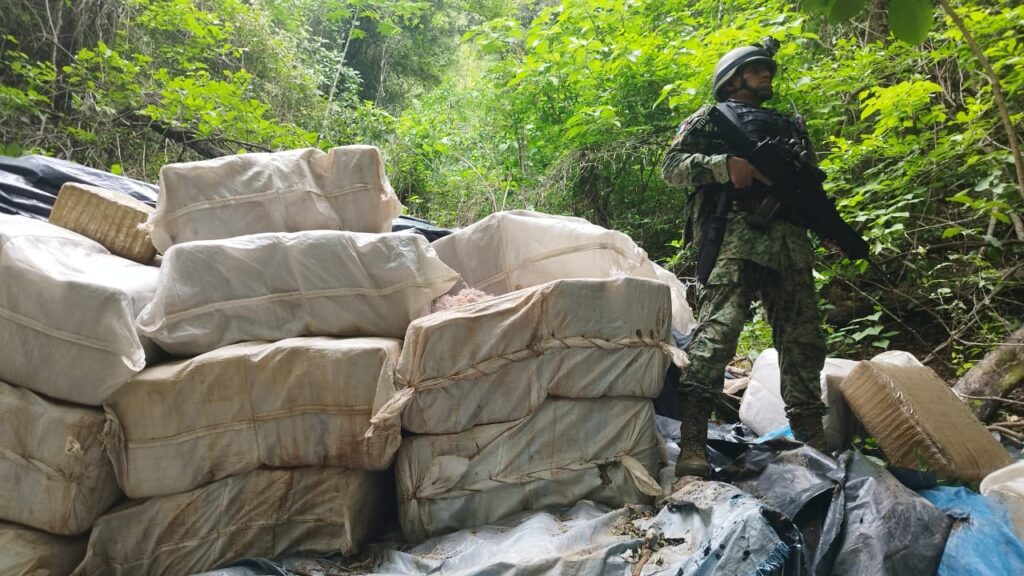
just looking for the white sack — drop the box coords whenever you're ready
[396,397,663,542]
[0,521,87,576]
[737,348,787,437]
[374,278,673,436]
[0,215,158,405]
[0,381,121,535]
[981,461,1024,543]
[870,350,925,367]
[72,467,388,576]
[137,231,459,355]
[431,210,695,334]
[737,348,858,450]
[149,146,403,253]
[739,349,935,450]
[652,263,697,336]
[105,337,403,498]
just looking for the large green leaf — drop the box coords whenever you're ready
[889,0,934,44]
[829,0,868,22]
[802,0,833,14]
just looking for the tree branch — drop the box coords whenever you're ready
[125,112,227,158]
[936,0,1024,205]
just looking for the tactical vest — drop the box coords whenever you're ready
[686,100,805,244]
[718,99,801,143]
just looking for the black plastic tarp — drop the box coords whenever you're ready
[661,420,954,576]
[391,215,452,242]
[0,155,158,220]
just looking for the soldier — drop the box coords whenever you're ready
[662,39,829,478]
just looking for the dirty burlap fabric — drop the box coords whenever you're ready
[371,277,676,437]
[396,397,663,542]
[0,381,121,535]
[430,210,696,334]
[137,230,459,356]
[0,522,87,576]
[148,145,403,253]
[0,215,158,405]
[48,181,157,264]
[73,467,388,576]
[105,337,402,498]
[842,361,1012,482]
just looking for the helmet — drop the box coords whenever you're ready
[712,38,779,102]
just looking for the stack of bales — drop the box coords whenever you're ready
[369,211,693,542]
[2,152,696,569]
[0,212,159,575]
[0,145,456,576]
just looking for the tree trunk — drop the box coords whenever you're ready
[953,326,1024,421]
[865,0,888,44]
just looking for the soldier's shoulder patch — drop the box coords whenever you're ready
[672,103,716,144]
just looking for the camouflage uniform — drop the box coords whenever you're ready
[662,102,827,422]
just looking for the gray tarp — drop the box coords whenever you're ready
[198,483,800,576]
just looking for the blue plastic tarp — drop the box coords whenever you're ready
[919,486,1024,576]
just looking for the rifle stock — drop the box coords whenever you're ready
[696,189,730,284]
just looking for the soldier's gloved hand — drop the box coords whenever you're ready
[727,156,772,189]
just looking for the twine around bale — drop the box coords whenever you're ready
[366,334,689,438]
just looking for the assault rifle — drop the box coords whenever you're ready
[706,103,870,262]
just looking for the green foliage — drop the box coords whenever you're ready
[827,0,869,23]
[888,0,936,44]
[802,0,936,44]
[0,0,471,175]
[392,0,1022,370]
[826,309,899,356]
[736,311,774,362]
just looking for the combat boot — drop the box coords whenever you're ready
[790,415,828,453]
[675,397,715,479]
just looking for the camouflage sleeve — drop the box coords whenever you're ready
[661,104,731,188]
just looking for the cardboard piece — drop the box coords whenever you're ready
[49,182,156,264]
[840,361,1012,482]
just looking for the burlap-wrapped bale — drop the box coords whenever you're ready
[841,361,1012,482]
[0,215,158,405]
[431,210,695,334]
[148,146,403,253]
[0,521,87,576]
[372,278,675,436]
[137,230,459,356]
[48,182,156,264]
[104,337,403,498]
[396,397,663,542]
[72,467,388,576]
[0,381,121,535]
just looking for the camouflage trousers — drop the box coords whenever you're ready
[680,258,827,421]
